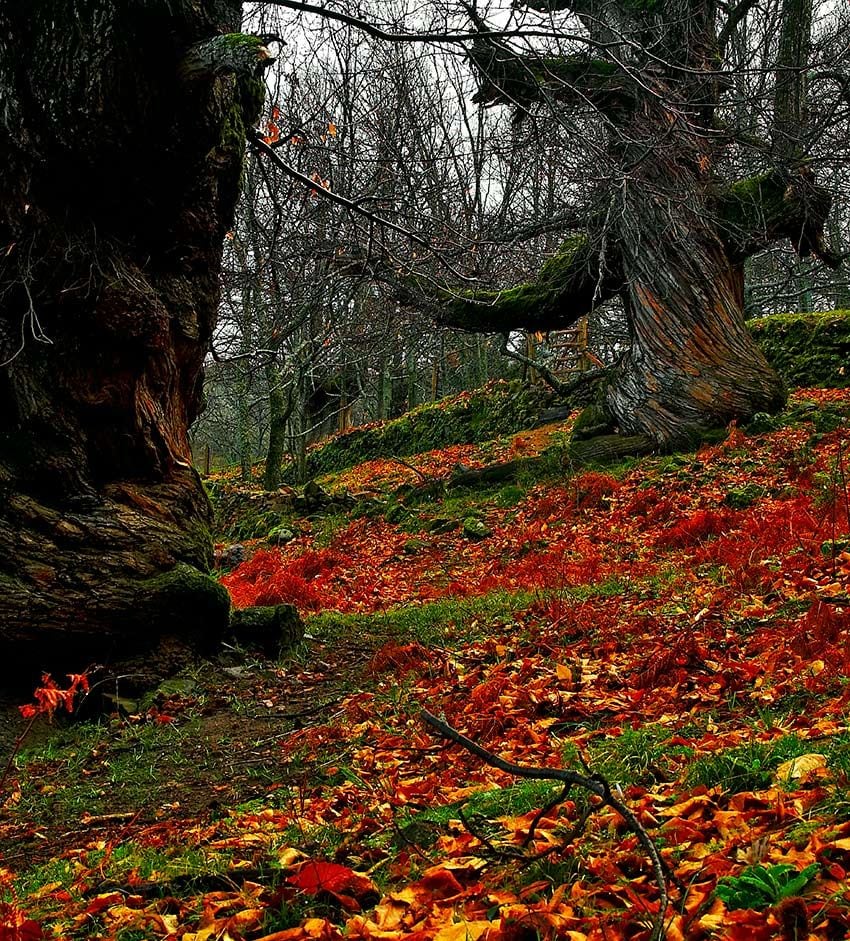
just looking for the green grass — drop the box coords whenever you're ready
[11,716,218,829]
[587,724,692,787]
[306,590,535,647]
[9,858,78,900]
[685,734,811,793]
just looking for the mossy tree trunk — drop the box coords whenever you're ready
[0,1,268,677]
[431,0,840,448]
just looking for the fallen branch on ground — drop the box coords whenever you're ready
[420,708,671,941]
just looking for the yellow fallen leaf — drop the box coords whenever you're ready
[556,663,573,686]
[277,846,307,868]
[433,921,495,941]
[658,794,714,818]
[698,912,726,931]
[775,753,827,783]
[304,918,335,937]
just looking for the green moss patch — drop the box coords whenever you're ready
[748,309,850,388]
[285,381,552,481]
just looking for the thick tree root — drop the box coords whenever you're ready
[568,433,655,466]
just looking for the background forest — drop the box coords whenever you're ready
[194,0,850,481]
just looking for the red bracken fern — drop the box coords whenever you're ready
[223,547,343,609]
[2,672,91,795]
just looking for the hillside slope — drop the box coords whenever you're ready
[3,387,850,941]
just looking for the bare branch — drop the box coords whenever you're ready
[250,131,478,283]
[251,0,589,46]
[420,708,670,941]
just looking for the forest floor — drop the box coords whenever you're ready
[3,388,850,941]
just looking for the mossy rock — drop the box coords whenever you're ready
[745,412,783,434]
[132,563,231,650]
[267,525,295,546]
[748,310,850,388]
[385,502,408,524]
[496,484,525,507]
[463,517,492,540]
[427,517,459,535]
[724,484,766,509]
[403,538,429,555]
[228,604,304,657]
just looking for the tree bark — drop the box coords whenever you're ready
[263,363,292,491]
[610,241,784,446]
[0,1,267,677]
[606,138,786,445]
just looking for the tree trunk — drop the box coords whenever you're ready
[609,230,785,447]
[0,1,267,677]
[263,363,292,491]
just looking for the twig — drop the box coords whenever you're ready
[420,708,670,941]
[499,333,573,396]
[254,0,593,47]
[0,715,36,795]
[250,132,478,284]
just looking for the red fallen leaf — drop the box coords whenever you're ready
[84,892,125,915]
[0,905,44,941]
[0,923,43,941]
[722,908,777,941]
[826,861,846,880]
[287,860,377,909]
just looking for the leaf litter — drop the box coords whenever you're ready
[2,388,850,940]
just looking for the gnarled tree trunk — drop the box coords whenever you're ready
[0,1,268,678]
[431,0,840,450]
[606,123,785,446]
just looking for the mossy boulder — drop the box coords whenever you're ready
[228,604,304,657]
[267,525,296,546]
[462,517,492,540]
[133,563,231,650]
[748,310,850,388]
[206,482,297,541]
[724,484,766,509]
